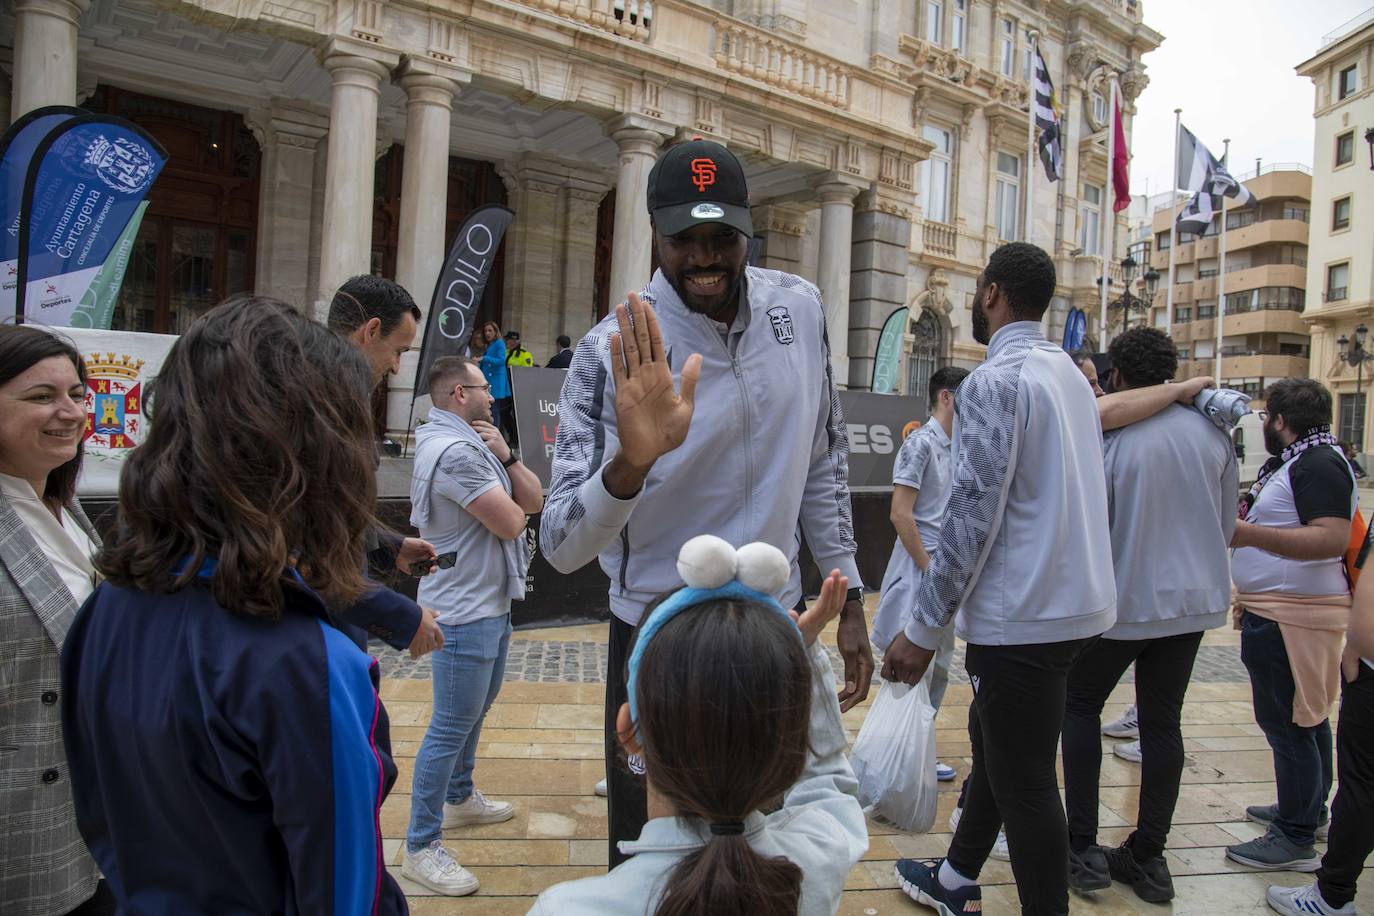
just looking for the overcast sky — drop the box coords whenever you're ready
[1130,0,1372,197]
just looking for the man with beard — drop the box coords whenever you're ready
[1226,378,1356,873]
[540,138,872,867]
[884,242,1116,916]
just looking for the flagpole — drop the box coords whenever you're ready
[1215,138,1230,384]
[1099,77,1116,349]
[1025,29,1039,247]
[1166,108,1181,333]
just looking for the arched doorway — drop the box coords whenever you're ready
[906,308,943,401]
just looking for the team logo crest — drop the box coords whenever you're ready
[690,158,717,192]
[767,306,795,345]
[83,135,156,195]
[83,352,146,450]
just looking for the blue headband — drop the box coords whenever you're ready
[625,580,801,731]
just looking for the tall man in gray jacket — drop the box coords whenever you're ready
[1061,327,1237,904]
[886,242,1116,916]
[539,139,873,867]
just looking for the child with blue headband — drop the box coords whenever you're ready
[529,535,868,915]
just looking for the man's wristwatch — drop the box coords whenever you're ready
[846,587,864,604]
[502,454,519,468]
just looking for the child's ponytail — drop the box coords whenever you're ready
[655,830,802,916]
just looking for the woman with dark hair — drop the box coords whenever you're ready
[60,298,408,915]
[0,325,110,915]
[530,539,866,915]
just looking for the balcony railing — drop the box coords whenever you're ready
[1219,347,1311,359]
[1326,287,1350,302]
[517,0,652,41]
[922,220,957,258]
[1226,255,1307,271]
[713,22,851,108]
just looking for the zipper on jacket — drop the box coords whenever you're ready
[619,524,630,593]
[732,354,753,530]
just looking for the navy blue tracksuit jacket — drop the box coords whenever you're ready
[61,568,407,916]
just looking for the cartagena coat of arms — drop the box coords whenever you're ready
[83,352,146,449]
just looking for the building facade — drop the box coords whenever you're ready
[1298,10,1374,450]
[1147,167,1313,408]
[2,0,1160,433]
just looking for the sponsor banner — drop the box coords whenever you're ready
[1,106,82,316]
[63,326,176,496]
[412,204,515,393]
[15,115,166,325]
[69,200,147,329]
[512,367,923,493]
[870,306,908,394]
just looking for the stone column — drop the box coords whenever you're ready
[750,203,808,274]
[500,157,567,355]
[10,0,89,121]
[559,181,612,339]
[606,116,668,304]
[316,40,397,318]
[251,104,328,309]
[813,174,864,385]
[390,59,467,436]
[849,187,914,390]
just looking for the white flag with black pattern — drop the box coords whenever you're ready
[1174,123,1253,237]
[1032,45,1062,182]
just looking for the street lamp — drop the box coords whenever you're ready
[1337,322,1369,451]
[1096,256,1160,333]
[1365,127,1374,171]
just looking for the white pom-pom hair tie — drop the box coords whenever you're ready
[627,537,798,730]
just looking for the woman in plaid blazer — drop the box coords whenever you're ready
[0,326,107,916]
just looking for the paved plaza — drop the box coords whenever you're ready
[373,598,1374,914]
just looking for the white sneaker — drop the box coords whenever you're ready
[947,805,1009,861]
[1113,739,1143,763]
[443,789,514,827]
[1102,704,1139,739]
[401,841,480,896]
[1266,882,1355,915]
[594,778,608,797]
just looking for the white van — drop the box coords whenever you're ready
[1231,411,1265,488]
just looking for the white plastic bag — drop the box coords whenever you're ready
[850,678,938,832]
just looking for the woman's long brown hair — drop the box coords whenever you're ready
[98,297,378,619]
[631,599,812,916]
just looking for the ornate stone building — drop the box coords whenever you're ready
[2,0,1160,431]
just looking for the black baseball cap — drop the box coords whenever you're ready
[646,139,753,238]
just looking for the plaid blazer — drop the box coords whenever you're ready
[0,492,101,916]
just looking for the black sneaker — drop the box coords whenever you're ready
[1068,845,1111,893]
[1104,843,1176,903]
[894,858,983,915]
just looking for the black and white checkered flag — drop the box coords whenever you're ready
[1032,46,1062,182]
[1175,123,1252,237]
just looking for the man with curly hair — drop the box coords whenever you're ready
[1060,327,1238,903]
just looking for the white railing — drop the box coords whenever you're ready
[516,0,653,42]
[1322,7,1374,47]
[713,22,851,108]
[922,220,957,257]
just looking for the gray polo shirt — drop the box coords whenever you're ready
[870,421,953,651]
[1102,403,1238,639]
[415,440,515,626]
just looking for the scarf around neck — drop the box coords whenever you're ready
[1240,426,1343,518]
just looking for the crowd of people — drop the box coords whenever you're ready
[1,135,1370,916]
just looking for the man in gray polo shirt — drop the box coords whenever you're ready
[401,357,545,897]
[1060,327,1237,904]
[872,366,968,783]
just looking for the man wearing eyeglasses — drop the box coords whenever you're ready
[401,355,544,896]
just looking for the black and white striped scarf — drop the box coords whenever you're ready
[1240,426,1340,518]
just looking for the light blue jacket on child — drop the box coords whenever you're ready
[527,639,868,915]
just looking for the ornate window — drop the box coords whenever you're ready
[907,308,944,401]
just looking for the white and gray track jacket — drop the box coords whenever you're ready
[539,267,861,625]
[905,321,1117,649]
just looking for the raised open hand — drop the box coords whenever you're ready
[793,569,849,647]
[610,292,703,470]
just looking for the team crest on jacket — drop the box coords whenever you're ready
[767,306,795,345]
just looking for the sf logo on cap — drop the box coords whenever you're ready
[690,158,717,192]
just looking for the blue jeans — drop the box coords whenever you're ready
[1240,610,1333,847]
[406,613,512,851]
